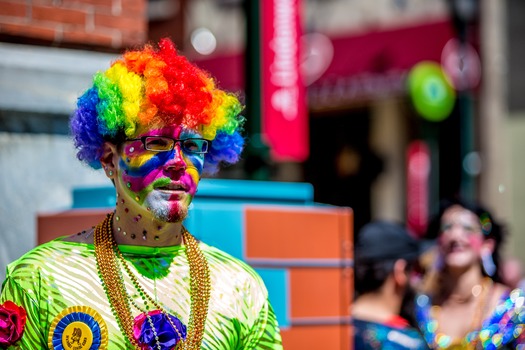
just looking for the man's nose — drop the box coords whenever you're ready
[165,145,186,171]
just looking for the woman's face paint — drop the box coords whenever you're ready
[438,205,485,270]
[115,125,205,223]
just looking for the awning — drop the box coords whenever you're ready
[309,19,457,109]
[192,19,457,109]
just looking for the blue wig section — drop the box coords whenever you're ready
[204,130,245,175]
[71,87,105,169]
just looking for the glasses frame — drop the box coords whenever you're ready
[439,221,483,236]
[127,136,211,154]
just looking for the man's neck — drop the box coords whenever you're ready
[112,205,184,247]
[353,287,402,324]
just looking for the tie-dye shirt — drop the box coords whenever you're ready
[353,318,429,350]
[0,238,283,349]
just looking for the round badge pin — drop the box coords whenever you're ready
[48,306,108,350]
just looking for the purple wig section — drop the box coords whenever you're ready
[70,87,105,169]
[204,131,245,175]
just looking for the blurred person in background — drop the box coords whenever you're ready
[353,220,430,350]
[415,198,525,349]
[0,38,282,349]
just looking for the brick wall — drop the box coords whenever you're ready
[0,0,147,50]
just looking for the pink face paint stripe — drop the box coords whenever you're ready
[180,175,197,196]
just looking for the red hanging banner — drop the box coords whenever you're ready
[406,140,431,237]
[260,0,308,162]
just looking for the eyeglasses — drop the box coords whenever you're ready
[440,222,482,235]
[127,136,210,154]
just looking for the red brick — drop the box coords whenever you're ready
[33,0,105,7]
[85,0,119,7]
[62,22,90,33]
[32,4,87,25]
[61,27,115,47]
[0,21,56,41]
[31,0,55,6]
[121,0,145,7]
[281,325,352,350]
[65,0,112,15]
[0,1,28,18]
[73,0,106,5]
[120,23,147,37]
[77,0,140,16]
[94,12,146,31]
[121,29,146,47]
[40,0,92,13]
[120,0,146,16]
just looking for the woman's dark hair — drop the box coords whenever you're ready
[425,197,506,283]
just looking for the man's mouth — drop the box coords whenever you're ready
[156,183,187,192]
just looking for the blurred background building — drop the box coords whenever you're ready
[0,0,523,292]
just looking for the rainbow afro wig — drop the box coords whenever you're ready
[70,38,245,175]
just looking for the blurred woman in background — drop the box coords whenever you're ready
[415,198,525,349]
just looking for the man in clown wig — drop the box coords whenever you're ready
[0,38,283,350]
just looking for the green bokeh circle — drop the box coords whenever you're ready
[408,61,456,122]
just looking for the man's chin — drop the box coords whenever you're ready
[164,211,188,223]
[144,195,190,223]
[154,204,188,223]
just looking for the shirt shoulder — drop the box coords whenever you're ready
[5,239,93,278]
[354,318,428,350]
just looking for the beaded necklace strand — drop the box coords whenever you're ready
[94,212,211,349]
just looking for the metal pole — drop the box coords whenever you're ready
[479,0,509,219]
[243,0,271,180]
[458,87,476,201]
[446,0,478,201]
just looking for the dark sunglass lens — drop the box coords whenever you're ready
[146,137,173,151]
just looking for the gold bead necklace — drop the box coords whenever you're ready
[94,212,211,349]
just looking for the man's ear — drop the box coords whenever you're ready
[100,142,118,178]
[393,259,408,287]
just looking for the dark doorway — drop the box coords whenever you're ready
[304,108,383,234]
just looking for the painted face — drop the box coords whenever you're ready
[115,125,205,223]
[438,205,485,270]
